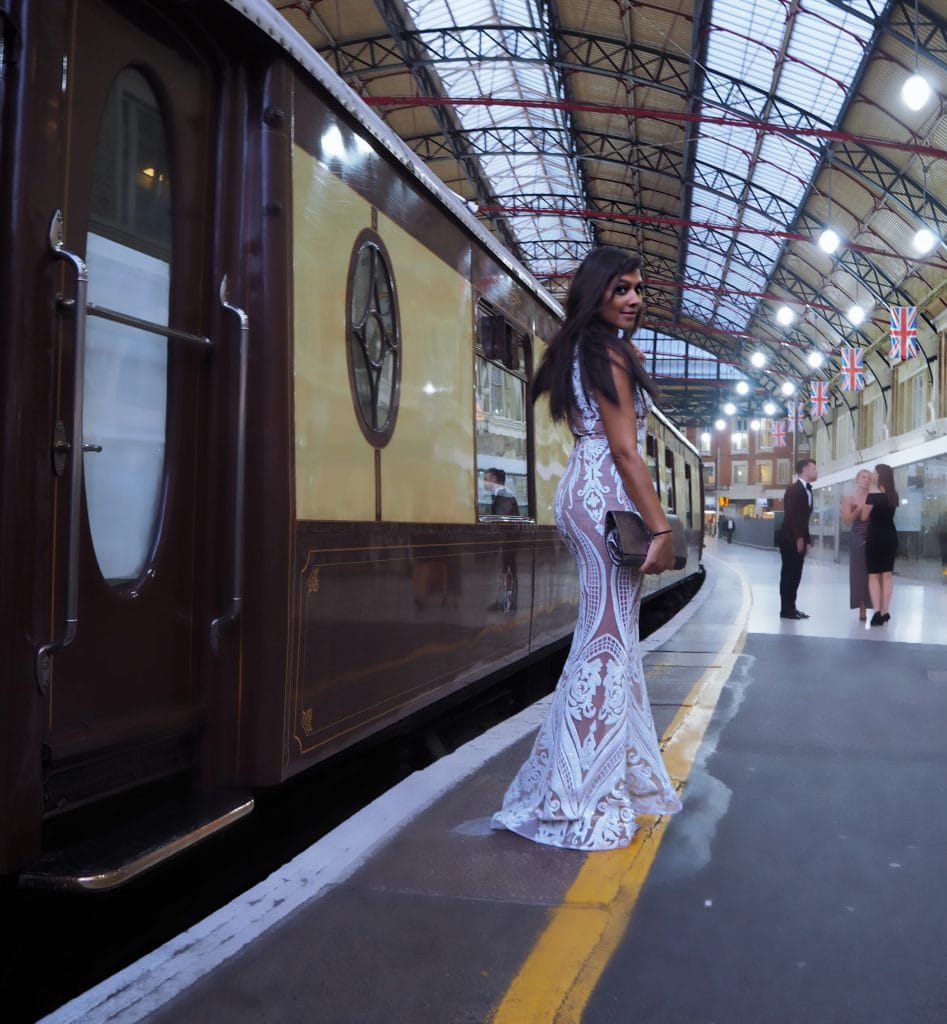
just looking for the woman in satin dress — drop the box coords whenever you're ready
[841,469,873,621]
[492,246,682,851]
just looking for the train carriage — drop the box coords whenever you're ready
[0,0,703,887]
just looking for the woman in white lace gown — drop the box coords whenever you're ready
[492,247,682,850]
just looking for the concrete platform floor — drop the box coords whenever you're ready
[42,544,947,1024]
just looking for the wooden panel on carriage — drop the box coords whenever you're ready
[37,0,222,775]
[232,78,574,780]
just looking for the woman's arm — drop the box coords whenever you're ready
[597,358,675,574]
[841,495,861,525]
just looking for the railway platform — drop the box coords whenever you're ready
[42,538,947,1023]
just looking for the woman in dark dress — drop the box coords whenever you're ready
[863,463,898,626]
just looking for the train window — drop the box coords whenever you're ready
[646,434,660,498]
[684,462,694,528]
[475,310,528,517]
[664,448,677,512]
[346,230,401,446]
[83,68,171,583]
[89,70,171,259]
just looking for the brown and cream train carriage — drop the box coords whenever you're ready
[0,0,703,887]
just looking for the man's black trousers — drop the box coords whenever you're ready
[778,541,805,614]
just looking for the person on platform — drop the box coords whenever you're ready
[776,458,817,620]
[864,463,899,627]
[841,468,873,621]
[491,245,682,851]
[483,468,520,611]
[483,467,520,516]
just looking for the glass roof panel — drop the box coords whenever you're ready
[684,0,873,338]
[397,0,879,383]
[402,0,593,257]
[707,2,784,94]
[654,336,688,356]
[644,334,738,382]
[739,204,780,232]
[785,0,872,124]
[698,125,757,172]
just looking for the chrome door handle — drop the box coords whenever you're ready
[37,211,88,694]
[211,275,249,652]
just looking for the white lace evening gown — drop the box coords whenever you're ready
[492,356,682,850]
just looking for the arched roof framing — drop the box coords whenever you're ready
[274,0,947,425]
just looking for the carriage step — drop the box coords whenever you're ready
[18,790,254,892]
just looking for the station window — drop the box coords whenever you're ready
[758,461,773,485]
[732,461,748,485]
[860,386,885,448]
[346,230,401,447]
[895,363,929,435]
[777,459,791,485]
[834,409,854,460]
[757,420,774,450]
[475,306,528,517]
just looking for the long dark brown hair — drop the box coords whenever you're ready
[532,246,658,425]
[875,463,899,507]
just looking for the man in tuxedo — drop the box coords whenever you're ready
[777,458,818,619]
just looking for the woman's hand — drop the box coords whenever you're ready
[598,360,672,564]
[641,531,675,574]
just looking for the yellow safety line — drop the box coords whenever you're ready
[488,560,751,1024]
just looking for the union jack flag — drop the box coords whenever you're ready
[889,305,918,362]
[810,380,829,418]
[772,420,788,448]
[840,346,865,391]
[789,401,805,428]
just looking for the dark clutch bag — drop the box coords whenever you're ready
[604,511,687,570]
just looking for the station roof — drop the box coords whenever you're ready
[272,0,947,426]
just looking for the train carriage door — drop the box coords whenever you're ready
[40,2,224,787]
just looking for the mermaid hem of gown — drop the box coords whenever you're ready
[490,790,683,852]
